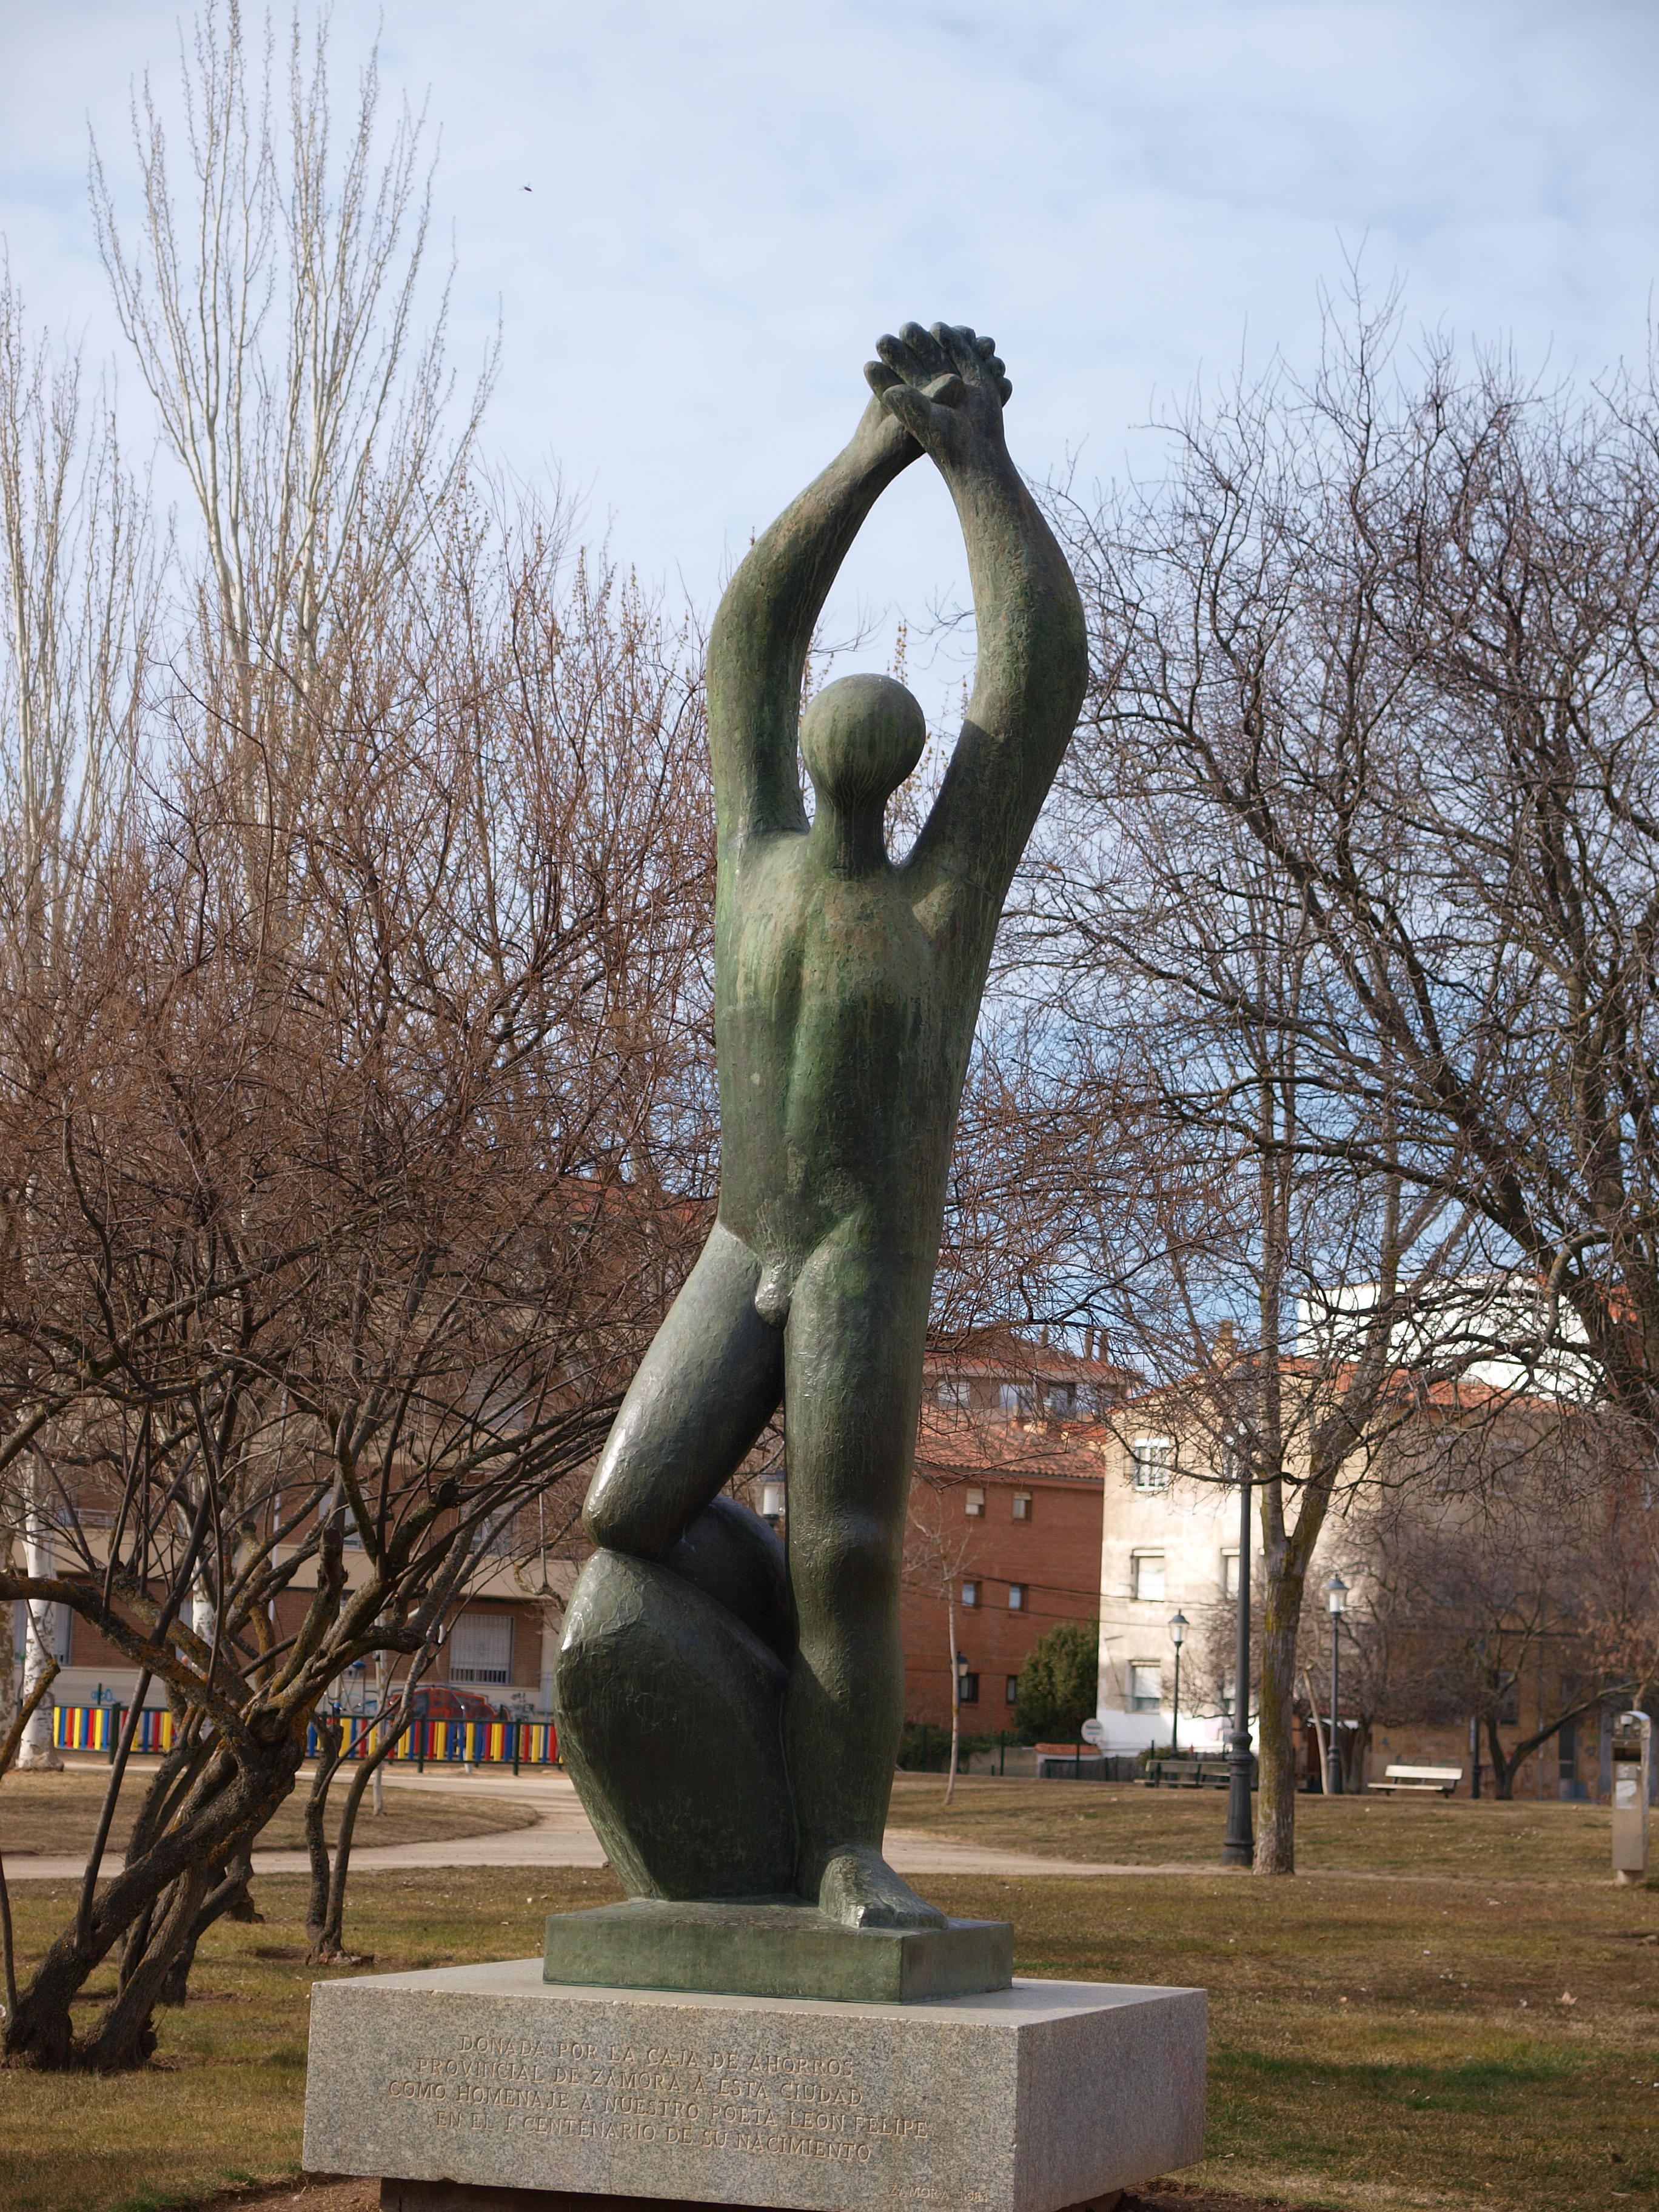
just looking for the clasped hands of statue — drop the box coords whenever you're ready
[856,320,1014,475]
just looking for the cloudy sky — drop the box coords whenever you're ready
[5,1,1659,708]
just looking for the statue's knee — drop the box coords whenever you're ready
[581,1448,667,1558]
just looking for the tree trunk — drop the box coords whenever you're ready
[1484,1703,1600,1801]
[2,1737,300,2070]
[1301,1669,1329,1795]
[303,1720,344,1954]
[1255,1570,1302,1872]
[156,1847,260,2006]
[310,1738,391,1960]
[0,1590,16,1746]
[943,1586,961,1806]
[18,1468,61,1771]
[78,1863,212,2071]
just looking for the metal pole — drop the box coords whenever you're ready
[1222,1473,1254,1865]
[1170,1647,1181,1760]
[1327,1611,1344,1795]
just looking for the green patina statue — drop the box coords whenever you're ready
[552,323,1086,1962]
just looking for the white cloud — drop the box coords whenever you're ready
[4,0,1659,719]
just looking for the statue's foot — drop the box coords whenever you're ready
[816,1843,947,1931]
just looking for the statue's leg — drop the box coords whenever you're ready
[558,1221,795,1899]
[554,1549,796,1898]
[583,1219,785,1557]
[780,1238,946,1930]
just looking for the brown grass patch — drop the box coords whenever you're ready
[0,1769,538,1860]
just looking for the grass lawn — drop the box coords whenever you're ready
[0,1769,538,1859]
[0,1798,1654,2212]
[886,1773,1624,1882]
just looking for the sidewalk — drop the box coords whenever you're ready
[7,1767,1120,1882]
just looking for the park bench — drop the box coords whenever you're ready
[1138,1757,1236,1789]
[1371,1763,1463,1795]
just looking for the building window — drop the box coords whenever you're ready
[1000,1383,1036,1415]
[760,1480,785,1520]
[1047,1382,1076,1416]
[1129,1661,1162,1712]
[470,1512,517,1558]
[1132,1438,1173,1492]
[961,1581,978,1608]
[1012,1492,1032,1521]
[1006,1674,1021,1704]
[1221,1676,1236,1716]
[1558,1714,1578,1782]
[1131,1550,1166,1601]
[1008,1583,1025,1610]
[1221,1548,1240,1600]
[958,1672,980,1705]
[448,1610,513,1686]
[937,1377,970,1409]
[964,1486,985,1517]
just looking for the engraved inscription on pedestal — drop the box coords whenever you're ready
[303,1960,1207,2212]
[389,2029,931,2176]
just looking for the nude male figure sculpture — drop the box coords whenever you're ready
[553,323,1087,1932]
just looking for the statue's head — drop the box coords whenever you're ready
[800,673,926,815]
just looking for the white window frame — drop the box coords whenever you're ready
[1131,1550,1167,1602]
[1131,1436,1173,1492]
[964,1486,985,1517]
[1221,1547,1240,1601]
[961,1580,978,1608]
[1011,1491,1033,1522]
[1129,1661,1162,1712]
[1007,1583,1025,1610]
[448,1610,514,1686]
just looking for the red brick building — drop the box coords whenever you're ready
[897,1334,1129,1728]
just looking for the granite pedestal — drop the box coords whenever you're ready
[303,1958,1205,2212]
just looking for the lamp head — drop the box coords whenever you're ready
[1168,1609,1189,1647]
[1326,1572,1349,1615]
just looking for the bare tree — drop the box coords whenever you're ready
[90,0,489,905]
[0,262,158,1768]
[902,1473,985,1803]
[1019,283,1659,1866]
[0,511,715,2067]
[1362,1432,1617,1798]
[1045,281,1659,1473]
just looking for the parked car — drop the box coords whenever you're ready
[408,1686,500,1724]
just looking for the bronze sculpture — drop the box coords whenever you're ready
[552,323,1085,1958]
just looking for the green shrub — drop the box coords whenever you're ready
[1014,1619,1101,1742]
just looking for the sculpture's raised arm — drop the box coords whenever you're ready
[706,395,921,846]
[868,323,1087,913]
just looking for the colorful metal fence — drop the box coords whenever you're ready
[50,1704,555,1768]
[52,1704,175,1754]
[306,1716,558,1768]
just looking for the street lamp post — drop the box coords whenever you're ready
[1168,1610,1188,1759]
[1222,1465,1254,1866]
[1326,1572,1348,1796]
